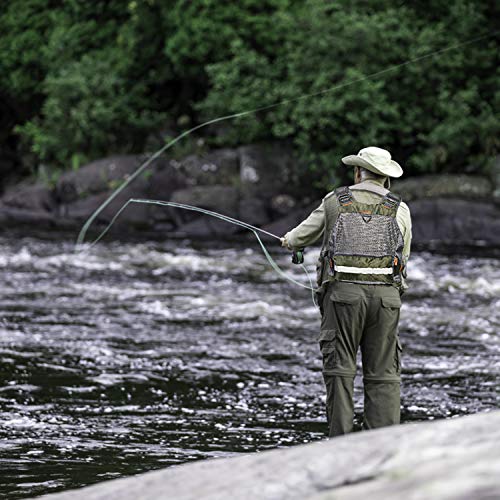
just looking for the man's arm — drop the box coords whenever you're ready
[281,201,325,250]
[396,202,412,293]
[397,201,412,265]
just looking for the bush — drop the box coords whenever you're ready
[0,0,498,186]
[199,0,499,185]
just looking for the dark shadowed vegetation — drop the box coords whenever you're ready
[0,0,498,187]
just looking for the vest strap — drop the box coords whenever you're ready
[335,187,353,207]
[334,264,394,275]
[380,192,401,211]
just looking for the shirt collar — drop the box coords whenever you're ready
[361,178,386,187]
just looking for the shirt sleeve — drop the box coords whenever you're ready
[282,201,325,250]
[396,201,412,267]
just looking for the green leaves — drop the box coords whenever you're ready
[0,0,498,182]
[199,0,498,182]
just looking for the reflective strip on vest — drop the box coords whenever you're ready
[334,264,393,275]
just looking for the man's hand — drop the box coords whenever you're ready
[280,236,288,248]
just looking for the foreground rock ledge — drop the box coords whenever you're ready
[38,411,500,500]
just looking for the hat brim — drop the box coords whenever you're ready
[342,155,403,178]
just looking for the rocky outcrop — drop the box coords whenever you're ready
[392,174,500,249]
[38,410,500,500]
[392,174,493,202]
[1,145,499,249]
[408,198,500,248]
[0,143,301,239]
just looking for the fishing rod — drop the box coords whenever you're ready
[75,30,498,249]
[73,30,498,304]
[77,197,319,304]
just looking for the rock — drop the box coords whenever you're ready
[263,203,319,239]
[61,191,152,228]
[179,149,239,187]
[54,155,169,204]
[1,182,56,212]
[54,156,186,228]
[238,143,297,199]
[55,156,137,202]
[169,185,240,233]
[38,411,500,500]
[238,197,271,227]
[0,203,57,227]
[174,216,240,238]
[491,155,500,204]
[0,155,17,192]
[408,198,500,247]
[171,185,239,214]
[2,147,500,250]
[147,161,188,200]
[271,194,297,216]
[392,174,492,202]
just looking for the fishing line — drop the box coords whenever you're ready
[74,30,497,304]
[76,29,498,247]
[80,197,318,302]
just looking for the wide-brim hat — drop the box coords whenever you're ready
[342,146,403,178]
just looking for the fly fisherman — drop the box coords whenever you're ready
[281,147,412,437]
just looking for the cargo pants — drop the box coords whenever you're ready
[319,281,402,437]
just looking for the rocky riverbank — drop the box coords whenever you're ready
[37,410,500,500]
[1,143,499,249]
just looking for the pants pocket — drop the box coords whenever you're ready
[318,329,337,372]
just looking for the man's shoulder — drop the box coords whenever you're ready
[323,190,337,202]
[323,184,354,201]
[397,200,411,214]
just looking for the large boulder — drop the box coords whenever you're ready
[55,155,187,204]
[238,143,297,200]
[1,181,56,212]
[238,197,271,227]
[55,156,149,203]
[144,160,188,201]
[174,216,240,238]
[38,411,500,500]
[171,185,239,215]
[263,202,319,240]
[387,174,500,248]
[61,191,152,228]
[491,155,500,204]
[169,185,240,235]
[57,156,187,228]
[179,149,239,187]
[392,174,492,202]
[408,198,500,247]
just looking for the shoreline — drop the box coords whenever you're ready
[37,410,500,500]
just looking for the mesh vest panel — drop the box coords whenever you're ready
[327,188,404,285]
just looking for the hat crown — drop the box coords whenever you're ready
[358,147,391,164]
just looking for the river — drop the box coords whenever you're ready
[0,234,498,498]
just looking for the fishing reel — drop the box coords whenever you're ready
[292,248,305,265]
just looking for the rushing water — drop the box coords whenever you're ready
[0,234,498,499]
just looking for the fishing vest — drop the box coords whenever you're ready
[321,186,405,286]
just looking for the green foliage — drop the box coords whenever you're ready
[0,0,498,186]
[199,0,499,184]
[17,51,165,165]
[2,0,169,169]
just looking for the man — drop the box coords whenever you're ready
[282,146,412,437]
